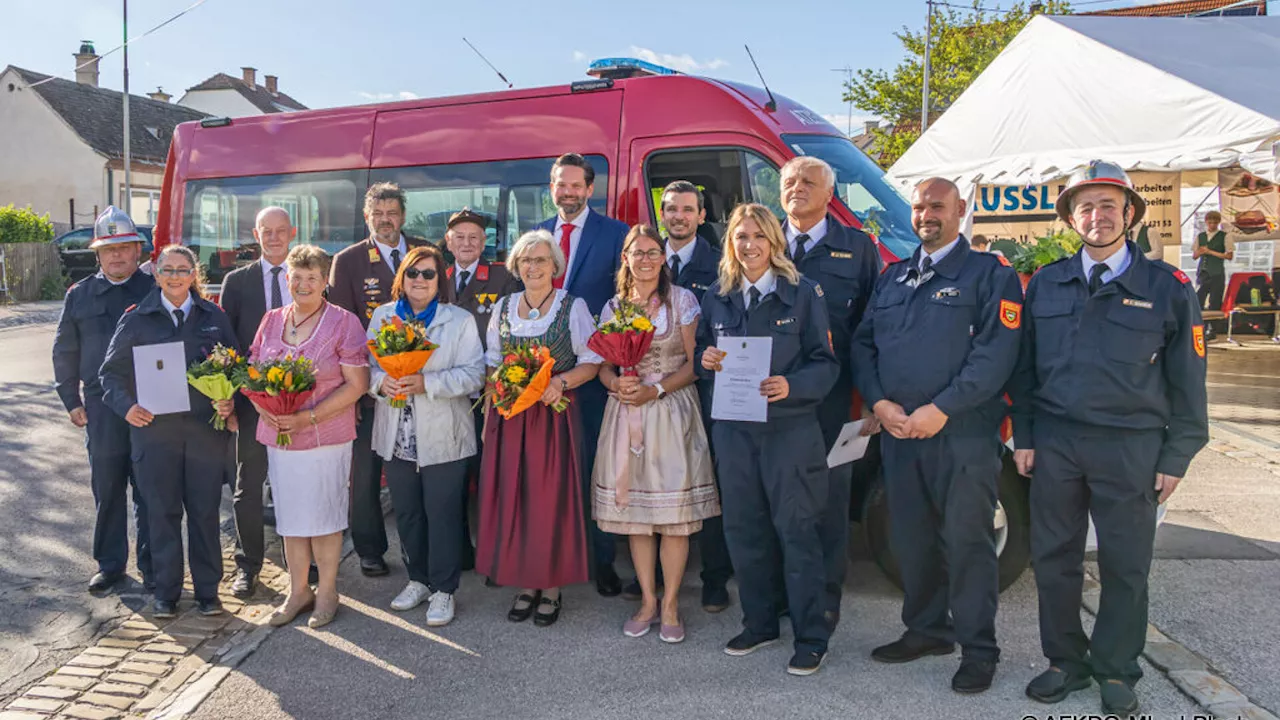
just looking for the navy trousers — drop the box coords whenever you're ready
[85,395,151,579]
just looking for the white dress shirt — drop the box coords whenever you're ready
[1080,243,1131,287]
[261,258,292,308]
[454,260,479,293]
[786,217,828,258]
[160,293,194,327]
[666,238,697,273]
[374,234,409,274]
[920,236,962,271]
[553,206,591,285]
[741,268,778,307]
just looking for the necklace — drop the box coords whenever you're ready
[523,290,554,320]
[287,304,324,340]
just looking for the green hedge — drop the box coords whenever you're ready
[0,205,55,244]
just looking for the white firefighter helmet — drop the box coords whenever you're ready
[89,205,143,249]
[1054,160,1146,230]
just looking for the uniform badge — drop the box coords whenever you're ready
[368,247,381,264]
[1123,298,1154,309]
[1193,324,1206,357]
[933,287,960,300]
[363,277,380,291]
[999,299,1022,330]
[775,317,796,326]
[813,283,825,298]
[476,265,490,282]
[829,251,853,259]
[1173,269,1192,285]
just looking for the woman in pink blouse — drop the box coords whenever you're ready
[248,245,370,629]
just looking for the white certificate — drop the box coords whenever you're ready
[827,420,871,468]
[711,336,772,423]
[133,341,191,415]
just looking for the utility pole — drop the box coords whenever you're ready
[830,66,854,136]
[122,0,132,212]
[922,0,933,133]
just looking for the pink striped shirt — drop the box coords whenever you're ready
[249,303,368,451]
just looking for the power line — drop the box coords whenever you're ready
[26,0,211,89]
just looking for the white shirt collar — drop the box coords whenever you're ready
[160,292,194,323]
[667,237,697,267]
[1081,243,1131,284]
[786,217,828,252]
[455,259,479,276]
[373,234,407,258]
[741,268,777,305]
[554,206,590,232]
[921,236,962,270]
[261,256,287,273]
[102,271,133,286]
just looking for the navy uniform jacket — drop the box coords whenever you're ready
[852,238,1023,435]
[53,271,154,412]
[672,236,721,303]
[100,288,239,426]
[695,274,839,423]
[1007,241,1209,478]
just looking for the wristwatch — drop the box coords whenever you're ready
[655,382,667,399]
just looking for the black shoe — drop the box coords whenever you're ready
[871,635,956,664]
[230,569,256,599]
[1025,667,1093,704]
[308,564,320,585]
[197,598,224,616]
[360,557,389,577]
[88,571,124,594]
[532,595,562,627]
[724,632,780,657]
[621,577,642,601]
[952,659,997,694]
[1099,680,1139,715]
[153,600,178,619]
[787,649,827,676]
[595,565,622,597]
[701,584,730,613]
[507,591,540,623]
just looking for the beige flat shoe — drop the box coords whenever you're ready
[307,597,339,629]
[267,597,315,627]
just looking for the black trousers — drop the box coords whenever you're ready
[815,377,855,616]
[881,432,1001,661]
[232,408,268,574]
[85,395,151,578]
[1196,272,1225,312]
[385,456,469,594]
[131,415,227,603]
[714,418,830,654]
[351,404,388,560]
[1030,416,1161,686]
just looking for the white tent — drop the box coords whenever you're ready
[888,15,1280,189]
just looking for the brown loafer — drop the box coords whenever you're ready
[267,597,315,627]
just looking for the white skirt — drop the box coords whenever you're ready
[267,442,352,538]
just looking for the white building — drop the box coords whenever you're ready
[0,42,208,235]
[178,67,307,118]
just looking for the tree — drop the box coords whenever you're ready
[846,1,1071,168]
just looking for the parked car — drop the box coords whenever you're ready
[54,225,154,283]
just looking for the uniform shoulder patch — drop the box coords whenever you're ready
[1193,324,1206,357]
[813,282,824,298]
[997,254,1012,268]
[999,299,1022,329]
[1173,269,1192,285]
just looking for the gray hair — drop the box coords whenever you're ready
[507,229,565,281]
[781,156,836,190]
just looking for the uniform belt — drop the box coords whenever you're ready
[1034,412,1164,438]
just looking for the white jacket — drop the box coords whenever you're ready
[367,302,486,467]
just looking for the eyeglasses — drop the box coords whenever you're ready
[157,267,194,277]
[629,249,664,261]
[522,256,552,267]
[404,268,437,280]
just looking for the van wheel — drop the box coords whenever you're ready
[860,453,1031,593]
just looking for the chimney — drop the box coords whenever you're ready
[148,86,171,103]
[241,66,257,87]
[863,120,880,135]
[74,40,100,88]
[264,75,278,94]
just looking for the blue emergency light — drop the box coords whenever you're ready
[587,58,679,80]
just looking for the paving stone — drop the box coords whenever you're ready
[78,693,134,711]
[55,666,104,679]
[0,711,52,720]
[1081,590,1100,614]
[88,682,147,698]
[1145,623,1169,643]
[152,656,203,695]
[1169,669,1249,707]
[82,646,129,659]
[103,672,158,688]
[66,653,117,670]
[128,651,177,665]
[1144,640,1208,672]
[8,696,65,713]
[1208,702,1280,720]
[140,642,187,655]
[43,674,97,691]
[96,638,143,650]
[122,618,163,631]
[61,702,123,720]
[23,685,80,700]
[106,628,155,641]
[115,661,169,677]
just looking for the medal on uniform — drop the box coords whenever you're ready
[368,247,380,263]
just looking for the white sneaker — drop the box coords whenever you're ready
[390,581,431,611]
[426,591,455,627]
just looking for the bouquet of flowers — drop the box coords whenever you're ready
[187,344,246,431]
[236,354,317,447]
[367,316,438,409]
[587,298,656,377]
[485,342,569,420]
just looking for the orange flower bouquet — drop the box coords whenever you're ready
[235,355,317,447]
[485,342,569,420]
[367,316,438,409]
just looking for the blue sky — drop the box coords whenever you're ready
[9,0,1142,134]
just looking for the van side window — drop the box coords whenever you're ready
[744,152,783,219]
[183,171,363,286]
[646,150,747,246]
[371,155,609,262]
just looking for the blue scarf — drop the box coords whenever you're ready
[395,296,438,328]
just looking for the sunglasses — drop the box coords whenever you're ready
[404,267,437,281]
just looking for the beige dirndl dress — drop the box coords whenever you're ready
[591,286,720,536]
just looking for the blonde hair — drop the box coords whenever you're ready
[155,245,208,300]
[717,204,800,295]
[508,229,565,282]
[285,244,332,278]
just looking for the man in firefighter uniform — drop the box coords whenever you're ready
[52,206,155,593]
[852,178,1023,694]
[1009,161,1208,715]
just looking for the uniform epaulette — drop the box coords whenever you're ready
[123,304,138,313]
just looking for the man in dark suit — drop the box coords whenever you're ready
[536,152,629,596]
[779,156,883,631]
[329,182,428,577]
[444,208,520,569]
[220,206,295,597]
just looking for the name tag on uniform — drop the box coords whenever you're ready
[691,282,708,290]
[1123,298,1153,309]
[775,317,796,326]
[829,251,853,259]
[932,287,960,299]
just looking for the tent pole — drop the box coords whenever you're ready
[922,0,932,132]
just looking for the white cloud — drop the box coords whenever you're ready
[357,91,418,103]
[822,113,881,136]
[398,91,419,100]
[572,50,587,63]
[627,46,728,74]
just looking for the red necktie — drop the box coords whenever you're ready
[554,223,575,289]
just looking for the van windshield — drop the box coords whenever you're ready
[782,134,919,260]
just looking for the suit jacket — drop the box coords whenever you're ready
[446,261,522,351]
[672,235,721,303]
[537,208,629,316]
[220,261,269,353]
[328,235,429,329]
